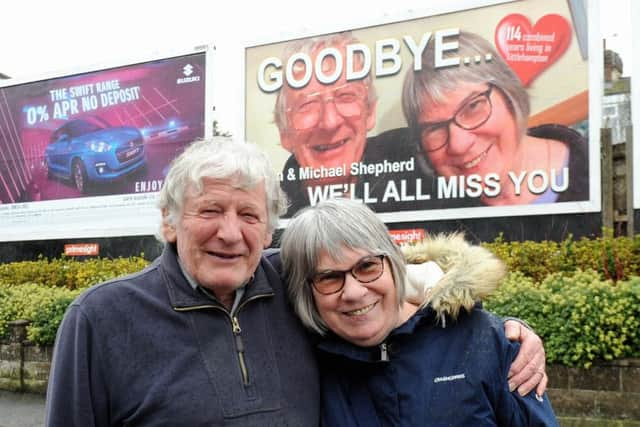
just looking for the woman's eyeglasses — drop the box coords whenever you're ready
[419,84,494,152]
[309,254,385,295]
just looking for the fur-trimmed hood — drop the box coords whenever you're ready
[402,233,506,323]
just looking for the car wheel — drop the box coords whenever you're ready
[72,160,89,193]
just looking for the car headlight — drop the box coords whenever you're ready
[88,141,111,152]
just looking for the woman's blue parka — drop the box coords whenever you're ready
[317,234,558,427]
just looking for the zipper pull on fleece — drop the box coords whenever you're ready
[379,342,389,361]
[232,316,249,385]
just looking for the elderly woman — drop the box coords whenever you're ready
[402,31,587,206]
[280,198,558,426]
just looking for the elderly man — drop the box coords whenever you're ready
[46,139,546,426]
[45,139,318,426]
[273,32,428,215]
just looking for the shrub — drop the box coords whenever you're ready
[1,237,640,362]
[0,256,148,289]
[28,295,80,346]
[572,231,640,282]
[0,285,18,339]
[486,270,640,368]
[482,232,640,282]
[0,255,147,345]
[0,282,81,342]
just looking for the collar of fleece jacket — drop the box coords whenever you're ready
[402,233,507,322]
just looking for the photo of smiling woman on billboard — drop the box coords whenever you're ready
[402,29,588,207]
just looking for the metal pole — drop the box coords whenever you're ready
[625,126,634,236]
[601,128,614,231]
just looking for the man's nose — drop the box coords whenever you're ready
[446,123,477,155]
[318,100,345,130]
[215,213,243,243]
[340,273,368,301]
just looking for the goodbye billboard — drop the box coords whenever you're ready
[245,0,599,224]
[0,48,208,241]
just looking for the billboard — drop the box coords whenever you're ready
[0,48,209,241]
[245,0,601,225]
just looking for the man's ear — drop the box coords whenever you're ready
[365,100,378,131]
[161,209,177,243]
[163,223,177,243]
[264,232,273,249]
[279,128,294,152]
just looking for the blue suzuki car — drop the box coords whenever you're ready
[44,117,145,193]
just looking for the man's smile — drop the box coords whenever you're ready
[310,138,348,153]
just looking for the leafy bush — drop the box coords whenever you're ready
[0,255,148,345]
[28,295,79,346]
[482,232,640,282]
[0,255,148,289]
[486,270,640,368]
[0,282,81,342]
[0,285,18,339]
[1,237,640,362]
[571,231,640,281]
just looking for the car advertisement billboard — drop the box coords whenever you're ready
[245,0,600,225]
[0,48,209,241]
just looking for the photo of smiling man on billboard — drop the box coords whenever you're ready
[245,0,594,223]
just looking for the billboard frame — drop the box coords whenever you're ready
[243,0,604,228]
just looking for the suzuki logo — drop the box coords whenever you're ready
[183,64,194,76]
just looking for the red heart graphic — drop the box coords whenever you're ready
[495,13,572,87]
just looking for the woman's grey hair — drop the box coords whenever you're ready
[280,198,406,335]
[273,31,378,131]
[156,138,288,240]
[402,31,530,148]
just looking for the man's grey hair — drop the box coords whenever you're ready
[157,138,288,239]
[402,31,530,144]
[273,31,378,131]
[280,198,406,335]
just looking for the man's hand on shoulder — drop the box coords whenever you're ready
[504,320,547,398]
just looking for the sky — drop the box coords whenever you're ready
[1,0,633,137]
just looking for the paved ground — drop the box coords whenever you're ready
[0,391,45,427]
[0,390,629,426]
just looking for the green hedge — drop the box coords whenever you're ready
[29,294,79,345]
[482,231,640,283]
[0,282,81,345]
[0,255,147,345]
[0,255,148,289]
[485,270,640,368]
[479,232,640,368]
[1,236,639,366]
